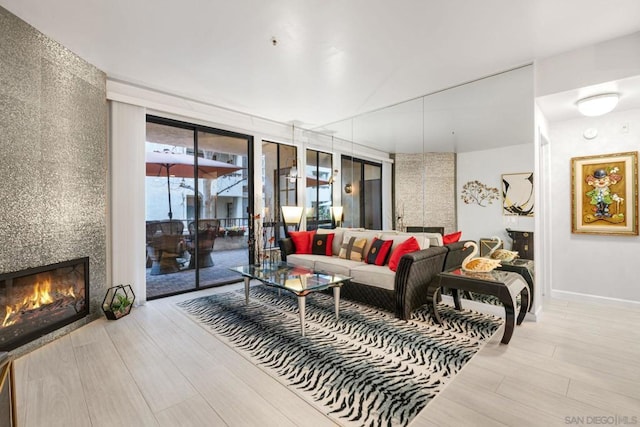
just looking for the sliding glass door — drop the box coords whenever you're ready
[262,141,297,243]
[341,156,382,229]
[145,116,253,299]
[305,149,333,230]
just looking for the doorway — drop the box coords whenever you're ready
[144,116,253,299]
[341,156,382,229]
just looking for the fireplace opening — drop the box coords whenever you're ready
[0,257,89,352]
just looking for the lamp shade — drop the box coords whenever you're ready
[577,93,619,117]
[281,206,303,225]
[331,206,343,222]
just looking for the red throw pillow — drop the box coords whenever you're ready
[311,233,334,256]
[388,236,421,272]
[443,231,462,245]
[289,231,315,254]
[365,238,393,266]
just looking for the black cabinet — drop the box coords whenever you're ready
[507,229,534,260]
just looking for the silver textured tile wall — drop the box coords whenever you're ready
[393,153,457,234]
[0,7,107,355]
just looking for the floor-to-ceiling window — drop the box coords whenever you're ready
[145,116,253,299]
[262,141,298,244]
[305,149,333,230]
[341,156,382,229]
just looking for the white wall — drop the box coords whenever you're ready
[547,109,640,302]
[536,30,640,305]
[457,144,535,244]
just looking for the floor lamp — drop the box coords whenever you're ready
[331,206,343,228]
[281,206,303,237]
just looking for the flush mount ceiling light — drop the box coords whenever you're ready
[576,93,619,117]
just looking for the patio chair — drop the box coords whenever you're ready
[146,220,186,275]
[187,219,220,269]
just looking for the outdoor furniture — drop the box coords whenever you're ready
[146,220,186,275]
[187,219,220,269]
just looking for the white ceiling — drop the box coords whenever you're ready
[537,74,640,123]
[2,0,640,152]
[323,65,535,153]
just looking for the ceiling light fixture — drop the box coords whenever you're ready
[576,93,619,117]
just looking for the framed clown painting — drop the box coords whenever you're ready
[571,151,638,235]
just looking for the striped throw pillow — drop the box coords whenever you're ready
[338,236,367,261]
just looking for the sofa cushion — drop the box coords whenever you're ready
[311,233,334,256]
[286,254,327,270]
[314,257,363,276]
[317,228,342,256]
[380,232,430,251]
[344,230,381,257]
[365,238,393,266]
[289,231,315,254]
[339,236,368,261]
[350,264,396,291]
[420,232,443,247]
[389,232,441,247]
[443,231,462,244]
[388,236,421,272]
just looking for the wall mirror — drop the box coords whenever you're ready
[320,64,534,237]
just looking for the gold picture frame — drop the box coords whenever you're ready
[571,151,638,235]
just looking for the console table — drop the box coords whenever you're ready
[427,269,530,344]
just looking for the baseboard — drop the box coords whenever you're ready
[551,289,640,310]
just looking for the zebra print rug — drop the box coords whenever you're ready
[178,285,503,427]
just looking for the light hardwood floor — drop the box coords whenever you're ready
[13,283,640,427]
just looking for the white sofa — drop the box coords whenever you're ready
[279,228,450,319]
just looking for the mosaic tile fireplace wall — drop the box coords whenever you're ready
[393,153,457,234]
[0,7,108,355]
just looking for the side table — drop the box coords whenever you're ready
[427,269,530,344]
[497,259,534,310]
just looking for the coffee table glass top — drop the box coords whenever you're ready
[230,262,350,294]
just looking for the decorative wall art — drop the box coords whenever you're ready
[460,181,500,207]
[571,151,638,235]
[502,172,534,216]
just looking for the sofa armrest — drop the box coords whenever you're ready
[443,240,473,270]
[278,238,295,261]
[395,246,448,319]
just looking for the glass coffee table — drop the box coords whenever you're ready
[230,262,351,336]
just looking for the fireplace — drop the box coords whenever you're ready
[0,257,89,352]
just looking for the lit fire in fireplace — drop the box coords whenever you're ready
[2,278,76,327]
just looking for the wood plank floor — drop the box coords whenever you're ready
[13,283,640,426]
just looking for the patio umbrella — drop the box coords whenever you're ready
[146,151,243,219]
